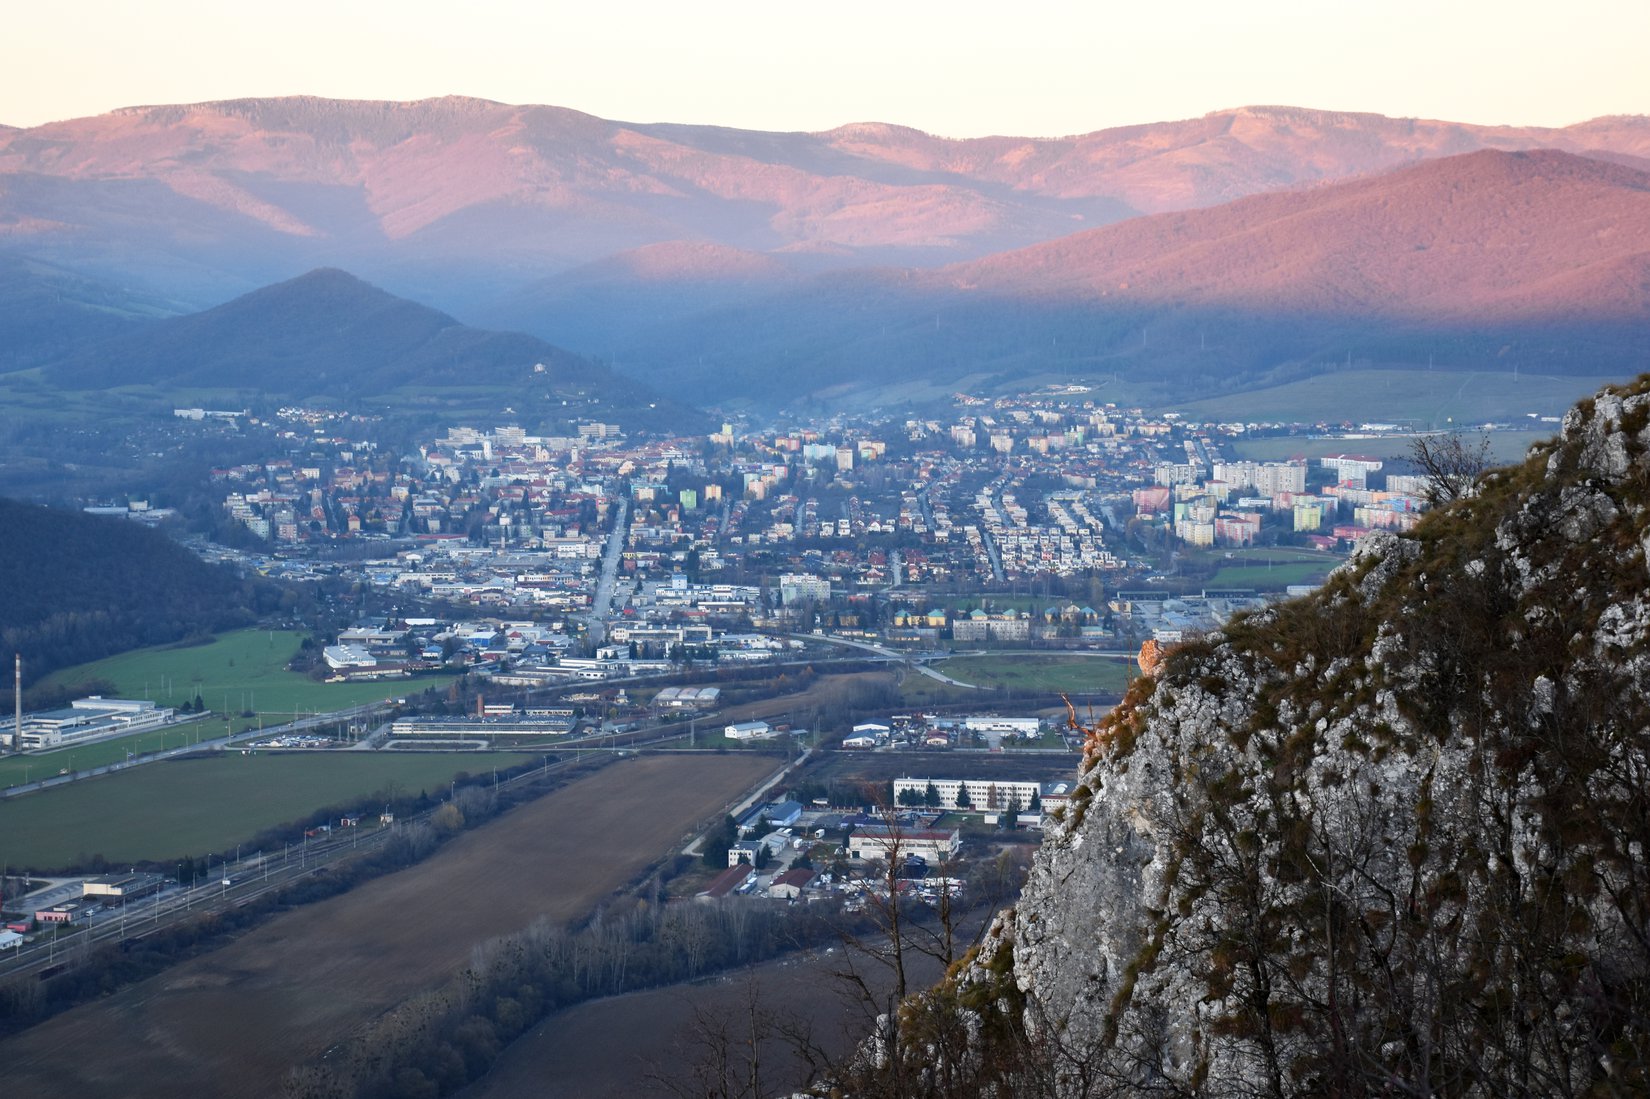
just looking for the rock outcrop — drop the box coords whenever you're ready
[946,375,1650,1096]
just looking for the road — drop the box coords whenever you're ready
[794,633,984,689]
[583,497,629,646]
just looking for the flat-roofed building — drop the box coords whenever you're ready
[82,872,165,904]
[848,825,960,863]
[389,715,574,738]
[13,696,176,750]
[893,777,1044,812]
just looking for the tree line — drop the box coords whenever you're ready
[0,498,288,687]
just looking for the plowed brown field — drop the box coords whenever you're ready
[0,752,775,1097]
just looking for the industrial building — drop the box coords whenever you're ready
[848,824,961,863]
[10,696,177,750]
[82,872,165,904]
[389,714,576,738]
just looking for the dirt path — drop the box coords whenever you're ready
[0,753,773,1098]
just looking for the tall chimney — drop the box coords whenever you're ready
[13,653,21,754]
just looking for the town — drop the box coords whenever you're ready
[138,388,1476,667]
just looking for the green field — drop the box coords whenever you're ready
[1204,562,1332,589]
[1194,549,1337,590]
[1227,430,1549,467]
[0,719,221,788]
[39,628,458,729]
[1167,368,1616,426]
[0,751,537,869]
[935,654,1133,696]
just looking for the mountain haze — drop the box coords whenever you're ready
[0,253,181,369]
[44,268,700,431]
[3,96,1647,314]
[610,150,1650,404]
[935,149,1650,320]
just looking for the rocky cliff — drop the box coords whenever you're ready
[939,376,1650,1097]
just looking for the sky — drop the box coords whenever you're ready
[3,0,1644,136]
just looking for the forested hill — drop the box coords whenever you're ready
[0,499,284,687]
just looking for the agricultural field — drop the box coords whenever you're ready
[934,654,1132,696]
[1227,430,1549,467]
[1169,368,1614,427]
[0,751,539,869]
[466,941,945,1098]
[0,752,777,1098]
[36,628,459,729]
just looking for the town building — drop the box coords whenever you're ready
[848,825,961,863]
[893,777,1045,812]
[696,864,753,901]
[12,697,177,750]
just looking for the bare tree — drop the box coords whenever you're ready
[1409,432,1491,507]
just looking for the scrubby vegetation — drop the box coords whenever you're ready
[838,376,1650,1097]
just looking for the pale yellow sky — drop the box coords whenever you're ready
[3,0,1643,134]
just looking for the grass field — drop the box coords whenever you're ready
[0,753,776,1098]
[895,675,988,708]
[1168,368,1616,426]
[1204,561,1333,590]
[0,751,539,868]
[0,718,221,789]
[935,654,1132,696]
[1227,430,1550,466]
[38,628,458,730]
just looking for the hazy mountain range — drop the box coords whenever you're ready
[2,97,1647,409]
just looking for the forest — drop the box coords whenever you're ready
[0,498,288,687]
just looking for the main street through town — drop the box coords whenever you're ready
[582,497,629,646]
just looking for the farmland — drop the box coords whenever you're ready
[0,751,540,869]
[1168,368,1613,426]
[1226,429,1549,467]
[466,941,949,1098]
[0,752,777,1098]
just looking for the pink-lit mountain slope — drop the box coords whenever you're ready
[1,96,1645,312]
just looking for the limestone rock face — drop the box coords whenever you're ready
[960,376,1650,1096]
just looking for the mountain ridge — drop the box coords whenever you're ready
[597,149,1650,404]
[3,96,1646,311]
